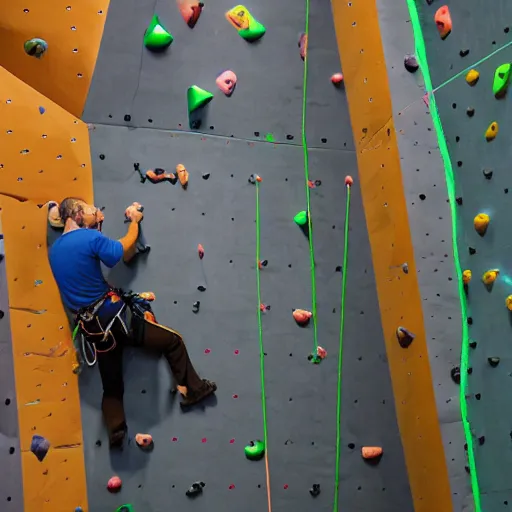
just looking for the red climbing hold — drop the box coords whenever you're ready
[260,303,270,311]
[229,484,235,490]
[345,175,353,187]
[331,73,344,85]
[316,346,327,360]
[178,0,204,28]
[107,476,122,493]
[230,438,235,444]
[293,309,312,326]
[198,243,205,259]
[234,349,240,355]
[435,6,452,40]
[204,348,211,354]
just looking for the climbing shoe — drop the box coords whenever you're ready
[180,379,217,408]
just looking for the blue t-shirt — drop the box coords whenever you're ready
[49,229,124,311]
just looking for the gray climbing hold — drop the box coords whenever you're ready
[404,54,419,73]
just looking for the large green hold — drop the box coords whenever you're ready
[144,15,173,50]
[187,85,214,113]
[115,505,134,512]
[294,210,308,226]
[493,63,511,97]
[245,440,265,461]
[239,18,266,42]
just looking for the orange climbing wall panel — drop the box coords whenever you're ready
[0,66,93,511]
[0,0,109,117]
[332,1,453,511]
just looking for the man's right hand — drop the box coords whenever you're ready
[125,202,144,223]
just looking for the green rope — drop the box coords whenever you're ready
[301,0,318,352]
[405,1,481,510]
[255,182,272,509]
[333,184,351,511]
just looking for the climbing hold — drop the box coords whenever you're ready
[178,0,204,29]
[316,346,327,360]
[292,309,312,326]
[309,483,321,497]
[30,434,50,462]
[202,172,210,180]
[482,269,499,286]
[402,263,409,274]
[186,481,205,497]
[469,341,477,349]
[294,210,308,227]
[396,326,415,348]
[245,440,265,460]
[135,433,153,449]
[260,303,271,311]
[462,270,472,285]
[331,73,344,85]
[450,366,461,384]
[216,70,237,97]
[506,295,512,311]
[258,259,268,269]
[485,122,499,142]
[192,301,200,313]
[308,180,322,189]
[483,168,493,180]
[361,446,383,460]
[38,106,45,115]
[459,49,470,58]
[474,213,490,236]
[469,247,476,255]
[298,33,308,60]
[466,107,475,117]
[144,15,173,51]
[115,506,134,512]
[345,175,354,187]
[248,174,262,184]
[493,64,511,97]
[107,476,122,493]
[187,85,214,113]
[197,285,206,292]
[488,357,500,367]
[226,5,266,41]
[404,54,419,73]
[198,244,205,259]
[48,201,64,228]
[456,197,463,206]
[478,436,485,445]
[435,6,452,40]
[146,169,177,184]
[176,164,189,189]
[75,508,83,512]
[465,69,480,86]
[24,38,48,58]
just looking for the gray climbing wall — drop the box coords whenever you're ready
[0,238,24,511]
[80,0,414,510]
[411,1,512,510]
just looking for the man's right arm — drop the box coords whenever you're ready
[119,221,139,263]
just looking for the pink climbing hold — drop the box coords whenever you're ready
[107,476,122,493]
[172,436,179,442]
[317,346,327,359]
[299,33,308,60]
[234,349,240,355]
[230,438,235,444]
[216,70,237,97]
[423,93,430,108]
[202,437,207,443]
[204,348,211,354]
[177,0,204,28]
[331,73,344,85]
[345,175,353,187]
[229,484,235,490]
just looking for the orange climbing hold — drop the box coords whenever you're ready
[176,164,189,188]
[178,0,204,29]
[362,446,383,459]
[139,292,156,301]
[299,33,308,60]
[465,69,480,86]
[462,270,472,285]
[435,6,452,40]
[146,169,177,184]
[506,295,512,311]
[474,213,490,236]
[135,433,154,448]
[482,269,499,285]
[198,244,205,259]
[292,309,312,326]
[485,122,499,142]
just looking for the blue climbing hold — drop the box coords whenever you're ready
[75,508,84,512]
[39,106,45,115]
[30,434,50,462]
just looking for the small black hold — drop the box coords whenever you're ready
[202,173,210,180]
[286,134,294,141]
[309,484,321,498]
[209,126,214,130]
[321,138,327,143]
[464,443,467,451]
[457,161,462,167]
[197,285,206,292]
[488,357,500,367]
[192,301,200,313]
[254,131,260,137]
[459,49,470,57]
[483,169,493,180]
[9,447,15,455]
[450,366,461,384]
[99,154,105,160]
[465,466,470,474]
[141,389,146,394]
[467,317,473,325]
[478,436,485,446]
[467,367,473,375]
[260,259,268,267]
[419,194,426,200]
[4,398,10,405]
[475,393,481,400]
[186,481,205,498]
[95,440,102,447]
[314,180,322,187]
[348,443,355,449]
[456,197,463,205]
[467,107,475,117]
[469,341,477,349]
[335,266,342,272]
[124,114,131,122]
[505,188,509,194]
[0,310,4,320]
[469,247,476,255]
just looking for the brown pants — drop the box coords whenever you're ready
[96,314,203,438]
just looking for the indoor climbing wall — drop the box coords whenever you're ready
[405,1,512,511]
[81,0,415,511]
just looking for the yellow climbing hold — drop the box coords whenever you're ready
[482,269,499,285]
[485,122,499,142]
[474,213,490,236]
[462,270,472,285]
[465,69,480,86]
[506,295,512,311]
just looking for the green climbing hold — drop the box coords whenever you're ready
[187,85,214,113]
[115,505,134,512]
[294,211,308,226]
[244,440,265,461]
[493,63,511,97]
[144,15,174,51]
[265,133,275,142]
[225,5,266,42]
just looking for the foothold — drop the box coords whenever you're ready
[482,168,493,180]
[335,266,342,272]
[298,33,308,60]
[331,73,344,85]
[292,309,312,326]
[488,357,500,367]
[435,6,452,40]
[402,263,409,274]
[294,210,308,227]
[307,180,322,189]
[462,270,472,285]
[202,172,210,180]
[482,269,499,286]
[115,506,134,512]
[466,107,475,117]
[469,341,477,349]
[459,49,469,57]
[144,15,174,51]
[478,436,485,446]
[404,54,419,73]
[474,213,490,236]
[135,433,153,449]
[469,247,476,255]
[24,38,48,58]
[493,63,511,97]
[186,481,205,498]
[244,440,265,460]
[316,346,327,360]
[38,106,45,115]
[197,285,206,292]
[485,122,499,142]
[107,476,122,493]
[216,70,237,96]
[225,5,266,41]
[345,175,354,187]
[124,114,131,122]
[506,295,512,311]
[248,174,262,184]
[361,446,383,460]
[187,85,214,113]
[178,0,204,29]
[258,259,268,269]
[456,196,463,205]
[75,508,83,512]
[30,434,50,462]
[192,301,200,313]
[465,69,480,86]
[198,244,205,259]
[450,366,461,384]
[309,483,321,497]
[259,303,271,311]
[396,326,415,348]
[176,164,189,188]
